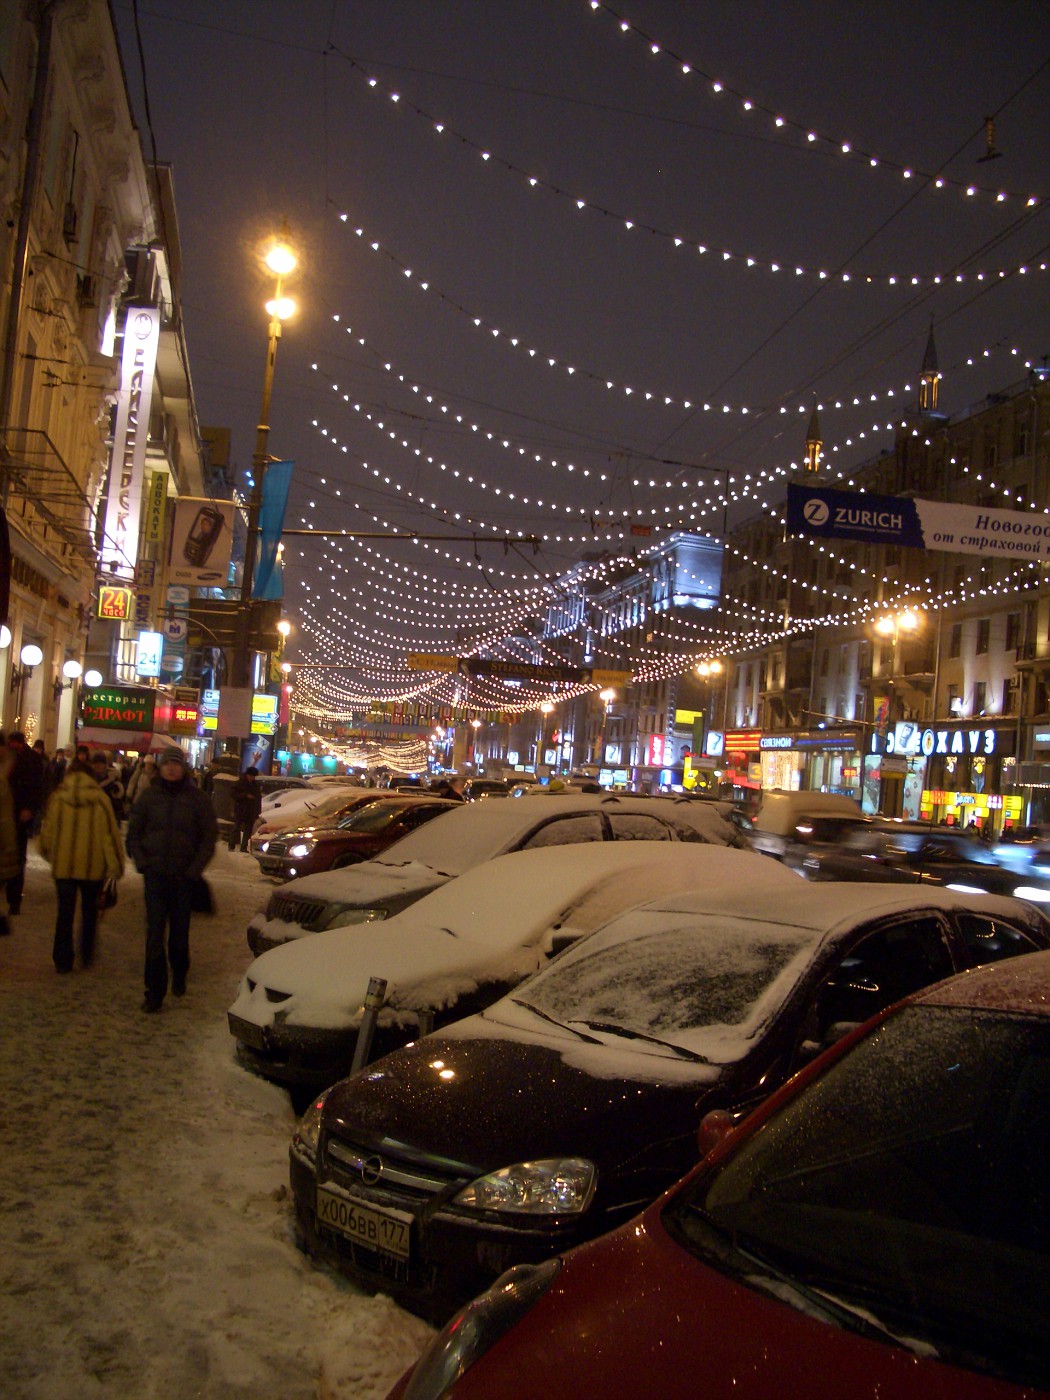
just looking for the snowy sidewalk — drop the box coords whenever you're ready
[0,845,432,1400]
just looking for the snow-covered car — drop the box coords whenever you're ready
[246,793,745,957]
[255,783,361,827]
[249,789,428,853]
[290,883,1050,1321]
[230,844,793,1094]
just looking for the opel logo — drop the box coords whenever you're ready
[359,1154,383,1186]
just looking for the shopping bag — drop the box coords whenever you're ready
[190,876,215,914]
[97,878,118,911]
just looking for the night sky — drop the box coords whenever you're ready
[113,1,1050,716]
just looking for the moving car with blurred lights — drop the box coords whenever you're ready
[246,793,744,956]
[290,882,1048,1321]
[387,946,1050,1399]
[231,844,786,1095]
[802,821,1050,903]
[253,795,457,880]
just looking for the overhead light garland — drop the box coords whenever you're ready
[332,99,1047,286]
[584,1,1044,208]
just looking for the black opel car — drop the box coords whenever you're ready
[288,883,1049,1322]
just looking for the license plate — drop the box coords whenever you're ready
[228,1013,266,1051]
[316,1188,411,1261]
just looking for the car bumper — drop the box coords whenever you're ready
[290,1146,587,1323]
[228,1013,355,1088]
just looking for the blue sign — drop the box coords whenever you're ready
[787,484,924,549]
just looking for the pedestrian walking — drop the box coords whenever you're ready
[5,730,44,913]
[125,754,157,807]
[227,766,263,851]
[90,751,126,823]
[38,759,125,972]
[0,747,20,935]
[126,745,217,1013]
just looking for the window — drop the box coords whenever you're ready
[806,918,955,1045]
[519,814,605,849]
[949,623,963,659]
[973,681,987,714]
[607,814,673,841]
[1006,613,1022,652]
[955,915,1042,966]
[948,683,961,714]
[976,618,990,654]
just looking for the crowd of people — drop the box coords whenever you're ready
[0,734,217,1013]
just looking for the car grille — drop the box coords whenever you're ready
[324,1136,468,1202]
[267,892,330,930]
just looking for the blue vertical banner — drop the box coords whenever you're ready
[253,460,294,600]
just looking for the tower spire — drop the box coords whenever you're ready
[804,403,822,473]
[919,321,940,415]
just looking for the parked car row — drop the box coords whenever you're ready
[220,783,1050,1398]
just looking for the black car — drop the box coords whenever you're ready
[802,821,1050,904]
[289,883,1049,1322]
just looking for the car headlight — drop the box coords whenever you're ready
[401,1260,561,1400]
[1013,884,1050,903]
[291,1089,329,1162]
[288,841,315,859]
[454,1158,595,1215]
[322,905,389,930]
[259,840,270,853]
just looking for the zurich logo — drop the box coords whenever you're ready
[803,498,830,526]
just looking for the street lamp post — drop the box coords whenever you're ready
[233,227,298,689]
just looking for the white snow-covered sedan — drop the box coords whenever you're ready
[228,844,798,1094]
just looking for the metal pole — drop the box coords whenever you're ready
[350,976,388,1074]
[232,296,282,688]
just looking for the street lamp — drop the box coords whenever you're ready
[83,669,103,688]
[234,224,298,687]
[52,658,82,703]
[12,642,42,724]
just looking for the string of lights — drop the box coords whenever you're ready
[332,89,1048,286]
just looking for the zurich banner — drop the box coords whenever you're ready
[787,482,1050,562]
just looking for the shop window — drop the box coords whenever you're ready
[976,618,990,654]
[949,622,962,659]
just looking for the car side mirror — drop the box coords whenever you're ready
[697,1108,734,1157]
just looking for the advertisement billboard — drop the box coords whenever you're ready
[168,498,236,586]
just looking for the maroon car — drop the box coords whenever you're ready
[389,948,1050,1399]
[254,795,458,881]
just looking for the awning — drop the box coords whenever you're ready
[76,729,184,754]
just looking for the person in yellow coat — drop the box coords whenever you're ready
[38,757,125,972]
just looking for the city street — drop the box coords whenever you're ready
[0,844,432,1400]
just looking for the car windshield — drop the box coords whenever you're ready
[512,914,815,1059]
[667,1005,1050,1388]
[336,802,420,834]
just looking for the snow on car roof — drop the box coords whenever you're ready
[367,793,734,874]
[233,845,790,1029]
[915,947,1050,1013]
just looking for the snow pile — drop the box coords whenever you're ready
[0,845,431,1399]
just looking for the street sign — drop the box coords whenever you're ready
[406,653,459,672]
[590,669,633,687]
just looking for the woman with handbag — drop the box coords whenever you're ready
[38,758,125,972]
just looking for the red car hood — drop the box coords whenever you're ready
[416,1203,1022,1400]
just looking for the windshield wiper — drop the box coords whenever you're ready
[567,1019,708,1062]
[682,1207,904,1348]
[732,1236,912,1350]
[509,1000,604,1044]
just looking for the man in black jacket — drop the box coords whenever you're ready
[228,766,263,851]
[126,746,217,1013]
[5,731,44,913]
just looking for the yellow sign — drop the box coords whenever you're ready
[406,653,459,672]
[97,585,133,621]
[144,471,167,543]
[591,669,632,687]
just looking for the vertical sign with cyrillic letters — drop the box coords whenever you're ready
[102,307,161,580]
